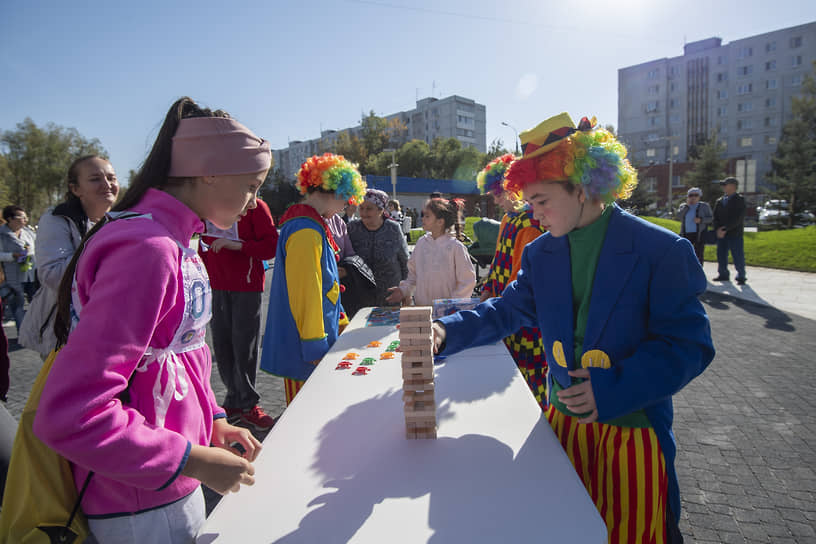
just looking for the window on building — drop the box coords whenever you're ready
[717,72,728,82]
[792,74,803,86]
[720,120,729,132]
[765,135,778,145]
[646,148,656,157]
[647,85,660,95]
[645,176,657,193]
[717,106,727,116]
[669,65,678,77]
[672,175,683,187]
[669,98,677,109]
[766,79,778,90]
[737,46,753,58]
[792,55,803,67]
[717,89,728,99]
[670,114,681,124]
[790,36,802,48]
[766,96,777,108]
[764,117,778,127]
[645,101,659,113]
[670,82,677,92]
[649,117,660,127]
[765,60,776,71]
[766,41,776,52]
[740,137,753,147]
[737,65,753,76]
[737,119,753,130]
[737,102,753,113]
[673,145,679,156]
[737,83,753,95]
[717,55,726,65]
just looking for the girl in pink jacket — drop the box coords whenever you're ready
[33,97,269,542]
[387,197,476,306]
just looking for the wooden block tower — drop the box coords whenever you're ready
[399,306,437,439]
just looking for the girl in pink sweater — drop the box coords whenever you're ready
[33,97,269,542]
[387,197,476,306]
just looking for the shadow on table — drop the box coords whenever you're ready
[256,393,600,544]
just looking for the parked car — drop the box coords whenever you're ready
[757,200,790,231]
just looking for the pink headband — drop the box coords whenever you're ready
[168,117,271,177]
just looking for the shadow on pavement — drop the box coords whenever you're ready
[701,292,795,332]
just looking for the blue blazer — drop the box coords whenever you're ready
[438,204,715,519]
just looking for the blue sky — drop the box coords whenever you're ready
[2,0,814,184]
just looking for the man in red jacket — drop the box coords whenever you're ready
[199,198,279,430]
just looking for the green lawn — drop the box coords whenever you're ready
[408,216,478,244]
[642,217,816,273]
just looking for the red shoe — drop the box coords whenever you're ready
[239,405,276,431]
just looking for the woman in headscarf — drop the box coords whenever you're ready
[347,188,409,306]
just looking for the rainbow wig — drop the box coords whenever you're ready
[477,153,516,197]
[504,127,637,205]
[296,153,366,205]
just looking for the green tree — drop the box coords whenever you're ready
[0,118,106,220]
[481,138,511,167]
[768,61,816,223]
[397,140,431,178]
[333,131,368,169]
[360,111,388,157]
[684,133,727,207]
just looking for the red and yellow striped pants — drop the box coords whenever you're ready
[283,378,305,405]
[546,405,669,544]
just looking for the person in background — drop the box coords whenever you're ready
[677,187,713,265]
[199,198,278,431]
[476,154,548,409]
[19,155,119,359]
[347,188,409,307]
[260,153,366,404]
[431,113,714,542]
[341,202,358,224]
[386,197,476,306]
[712,176,747,285]
[0,206,37,334]
[33,97,266,541]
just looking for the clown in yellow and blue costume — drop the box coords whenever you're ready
[260,153,366,404]
[477,154,548,409]
[435,113,714,543]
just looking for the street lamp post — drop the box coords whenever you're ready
[501,121,520,154]
[384,148,398,200]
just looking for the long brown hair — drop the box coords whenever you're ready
[53,97,229,347]
[424,197,465,240]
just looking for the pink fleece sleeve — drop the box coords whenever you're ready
[34,224,192,490]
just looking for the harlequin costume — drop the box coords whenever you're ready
[478,154,547,409]
[438,114,714,543]
[259,154,365,404]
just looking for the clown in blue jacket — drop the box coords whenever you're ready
[433,113,714,544]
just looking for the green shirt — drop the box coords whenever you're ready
[549,206,651,428]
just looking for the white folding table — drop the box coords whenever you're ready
[197,308,606,543]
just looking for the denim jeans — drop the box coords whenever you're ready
[716,236,746,280]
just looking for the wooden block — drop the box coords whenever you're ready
[401,359,431,369]
[403,380,435,392]
[403,391,435,403]
[404,410,436,421]
[403,337,433,348]
[399,332,432,342]
[401,348,432,359]
[399,307,432,321]
[402,367,433,380]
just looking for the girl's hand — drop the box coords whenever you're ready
[210,238,243,253]
[183,444,255,495]
[385,287,403,304]
[479,290,492,302]
[211,418,262,462]
[556,369,598,423]
[431,322,446,354]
